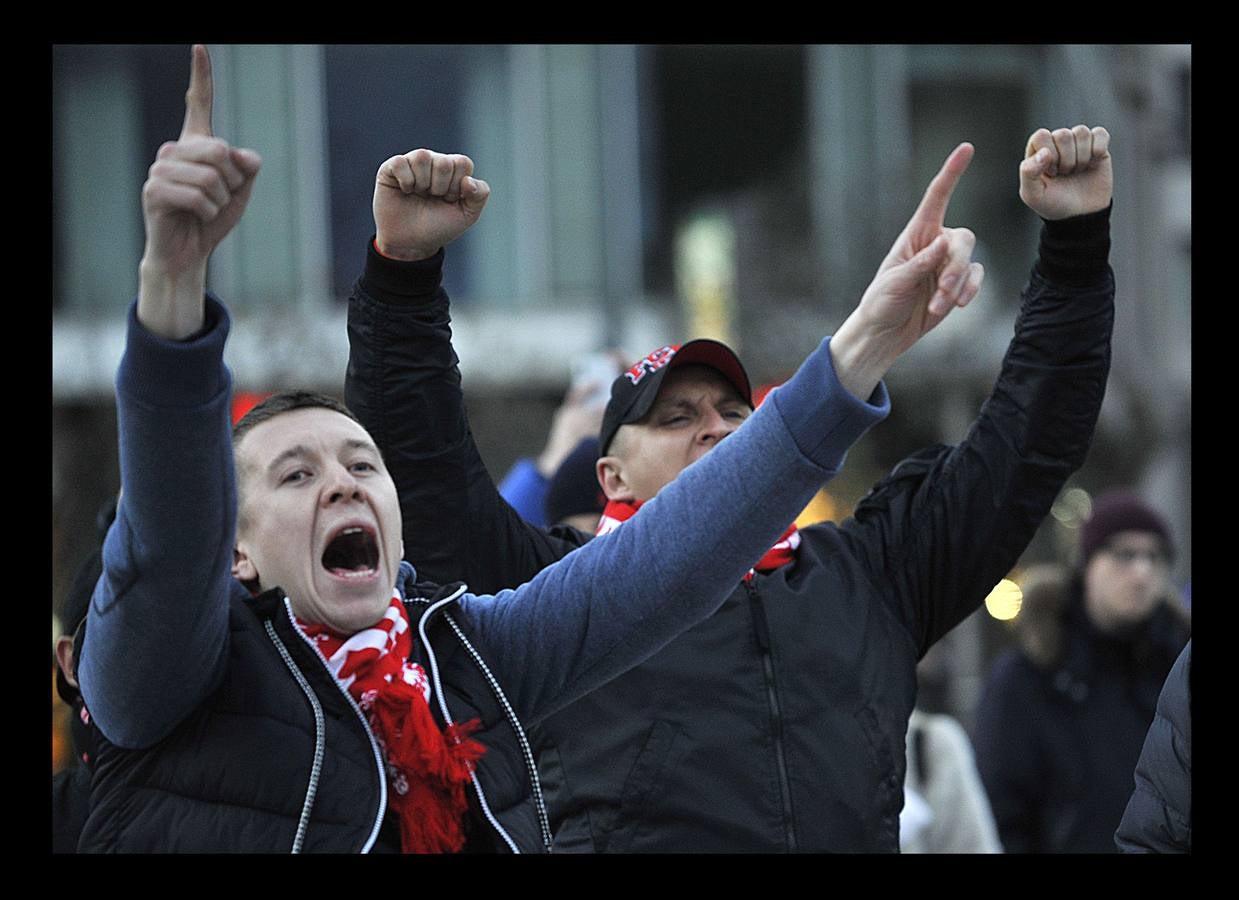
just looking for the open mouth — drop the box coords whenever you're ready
[322,526,380,580]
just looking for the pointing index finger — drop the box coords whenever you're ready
[180,44,214,138]
[911,142,974,230]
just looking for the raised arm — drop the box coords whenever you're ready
[844,125,1115,654]
[78,45,261,748]
[137,45,261,339]
[345,151,586,593]
[453,145,1000,723]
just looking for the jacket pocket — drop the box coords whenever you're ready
[600,719,684,853]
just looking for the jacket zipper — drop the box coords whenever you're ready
[264,620,326,854]
[745,579,799,852]
[417,589,550,853]
[441,609,554,852]
[282,599,388,854]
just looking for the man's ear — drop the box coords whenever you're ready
[54,635,77,688]
[232,544,259,585]
[597,456,634,503]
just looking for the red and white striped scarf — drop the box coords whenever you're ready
[596,499,800,581]
[297,595,485,853]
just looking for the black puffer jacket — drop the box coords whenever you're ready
[78,570,550,854]
[345,210,1114,851]
[1114,639,1192,852]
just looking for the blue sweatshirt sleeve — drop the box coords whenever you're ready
[496,458,550,527]
[456,336,889,725]
[77,297,238,749]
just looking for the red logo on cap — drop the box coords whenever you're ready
[624,345,679,385]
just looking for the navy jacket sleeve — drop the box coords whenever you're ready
[842,207,1114,655]
[1115,639,1192,853]
[77,298,239,749]
[345,243,588,592]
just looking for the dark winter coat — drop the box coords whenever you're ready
[79,574,549,853]
[974,588,1189,853]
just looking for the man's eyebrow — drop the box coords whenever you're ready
[653,392,747,414]
[265,438,380,474]
[654,397,697,412]
[266,444,313,474]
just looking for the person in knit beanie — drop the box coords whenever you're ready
[1079,488,1174,567]
[1077,488,1177,635]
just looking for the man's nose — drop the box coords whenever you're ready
[322,465,364,506]
[699,408,736,444]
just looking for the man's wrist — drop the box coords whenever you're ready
[362,239,445,302]
[1038,203,1112,286]
[373,236,440,262]
[137,258,208,340]
[829,312,901,403]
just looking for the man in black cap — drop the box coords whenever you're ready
[593,340,753,517]
[973,488,1190,852]
[346,124,1117,851]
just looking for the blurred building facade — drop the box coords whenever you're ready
[52,45,1190,728]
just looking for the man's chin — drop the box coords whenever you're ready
[314,572,394,632]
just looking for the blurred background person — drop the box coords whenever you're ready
[972,488,1190,853]
[498,352,624,527]
[543,436,607,533]
[902,707,1003,853]
[901,646,1002,853]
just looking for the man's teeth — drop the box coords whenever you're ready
[331,567,376,579]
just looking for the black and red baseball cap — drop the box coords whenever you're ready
[598,339,753,455]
